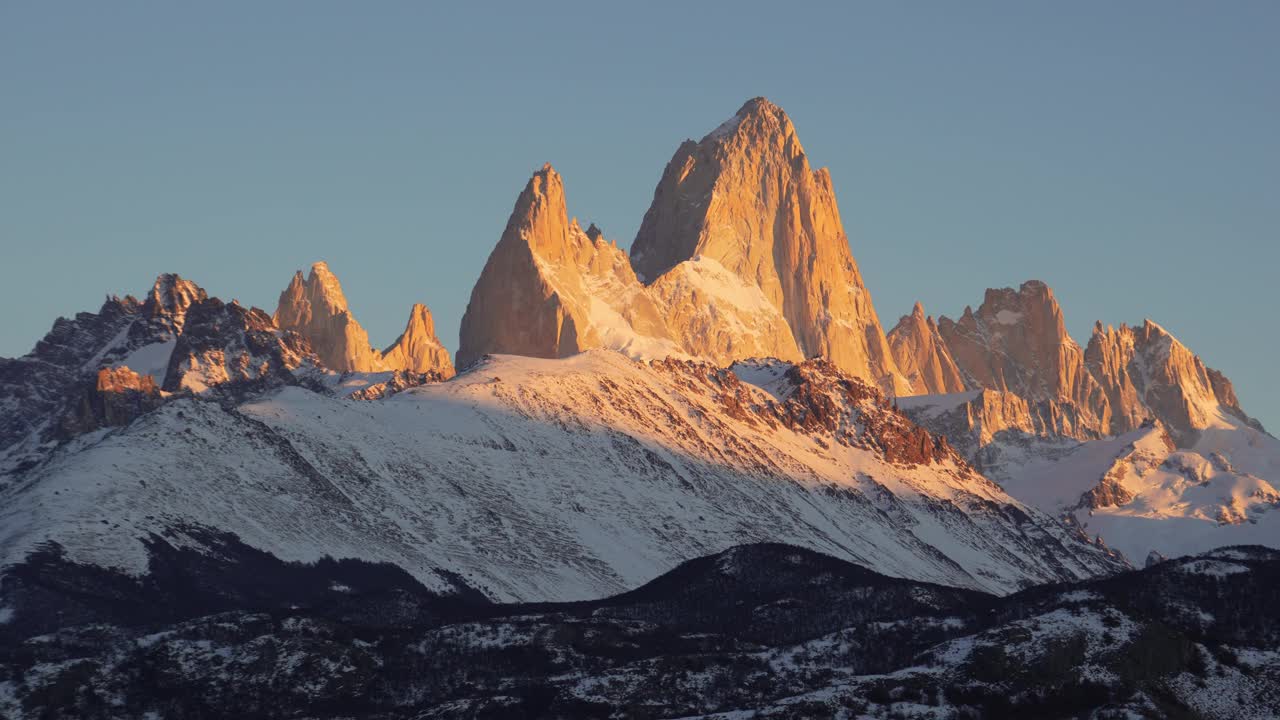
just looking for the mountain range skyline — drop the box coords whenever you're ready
[5,6,1280,715]
[3,3,1278,430]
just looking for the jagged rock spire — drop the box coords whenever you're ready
[457,164,597,369]
[1085,318,1263,445]
[910,280,1265,449]
[631,98,908,393]
[457,162,803,369]
[274,262,383,373]
[888,302,966,395]
[383,303,455,378]
[935,280,1111,438]
[143,274,206,331]
[275,261,453,376]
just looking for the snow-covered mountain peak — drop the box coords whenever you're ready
[1085,315,1264,446]
[1,346,1125,602]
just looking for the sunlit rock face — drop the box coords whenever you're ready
[274,262,384,373]
[457,162,802,370]
[382,304,455,378]
[1085,319,1263,446]
[275,262,452,377]
[630,98,909,394]
[907,279,1265,450]
[457,163,624,368]
[934,280,1111,440]
[888,302,967,395]
[59,366,163,438]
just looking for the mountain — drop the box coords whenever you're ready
[934,280,1111,440]
[631,97,909,393]
[0,306,1127,603]
[904,280,1267,455]
[2,95,1278,717]
[460,99,912,392]
[888,302,967,395]
[992,421,1280,563]
[380,303,455,378]
[0,274,317,473]
[1086,319,1261,446]
[275,261,453,376]
[4,540,1276,719]
[275,262,382,372]
[894,280,1277,563]
[457,164,680,368]
[457,163,802,369]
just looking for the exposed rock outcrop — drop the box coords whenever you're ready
[631,98,908,393]
[166,298,315,394]
[382,304,455,378]
[902,281,1268,464]
[275,262,454,377]
[1,273,209,467]
[143,273,206,333]
[888,303,967,395]
[274,262,384,373]
[457,163,801,369]
[458,165,636,368]
[898,387,1080,466]
[1085,320,1264,446]
[935,281,1111,440]
[59,366,164,438]
[347,370,449,401]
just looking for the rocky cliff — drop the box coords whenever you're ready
[457,163,802,369]
[458,164,642,368]
[1085,319,1261,446]
[631,98,908,393]
[934,280,1111,440]
[901,280,1265,453]
[274,262,384,373]
[888,302,967,395]
[165,297,316,394]
[275,261,453,376]
[382,304,455,378]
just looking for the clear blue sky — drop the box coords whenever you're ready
[2,2,1277,428]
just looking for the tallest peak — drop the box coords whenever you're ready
[703,97,795,144]
[633,95,905,393]
[737,96,781,115]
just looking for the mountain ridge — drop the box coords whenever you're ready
[0,96,1273,597]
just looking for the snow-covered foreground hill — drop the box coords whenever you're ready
[0,351,1123,601]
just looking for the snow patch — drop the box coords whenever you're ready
[112,340,177,383]
[994,310,1023,325]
